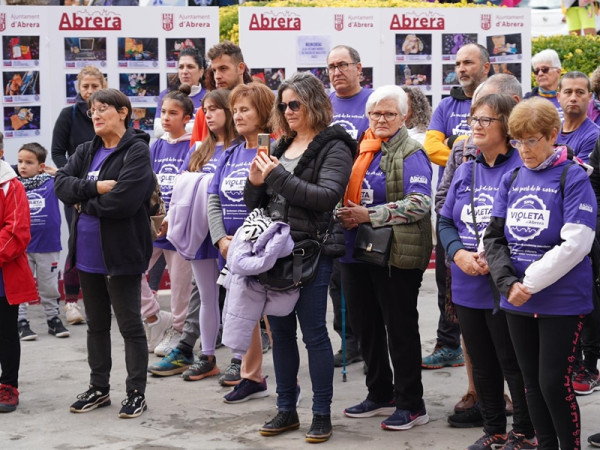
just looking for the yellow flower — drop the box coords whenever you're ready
[575,48,583,54]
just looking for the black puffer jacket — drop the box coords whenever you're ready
[244,124,356,244]
[54,128,155,276]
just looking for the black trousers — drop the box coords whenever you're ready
[435,232,461,349]
[342,263,424,411]
[78,271,148,394]
[506,312,583,450]
[329,259,359,353]
[456,304,534,437]
[575,287,600,373]
[0,297,19,388]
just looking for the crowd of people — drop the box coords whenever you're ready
[1,38,600,449]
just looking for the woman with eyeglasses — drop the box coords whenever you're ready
[54,88,155,419]
[438,94,536,449]
[244,72,355,443]
[524,49,563,120]
[336,85,432,432]
[484,96,596,450]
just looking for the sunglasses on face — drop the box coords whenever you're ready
[277,100,301,113]
[533,67,558,75]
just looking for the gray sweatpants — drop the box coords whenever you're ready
[18,252,61,322]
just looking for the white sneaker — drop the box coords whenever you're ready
[65,302,85,325]
[154,327,182,357]
[145,310,172,353]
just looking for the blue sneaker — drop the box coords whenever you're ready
[422,344,465,369]
[148,348,194,376]
[223,377,269,404]
[344,398,396,418]
[381,405,429,430]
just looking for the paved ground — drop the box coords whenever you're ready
[2,270,600,449]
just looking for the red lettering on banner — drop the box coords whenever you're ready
[390,13,445,30]
[59,12,122,31]
[249,13,301,31]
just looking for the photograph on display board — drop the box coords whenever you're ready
[442,33,478,60]
[65,73,107,103]
[2,36,40,66]
[396,64,432,89]
[117,38,159,67]
[64,37,107,64]
[4,106,41,133]
[361,67,373,89]
[490,63,521,81]
[296,67,330,89]
[3,71,40,99]
[250,68,285,91]
[130,107,156,134]
[165,38,205,65]
[119,73,160,101]
[442,64,459,91]
[395,34,432,62]
[486,34,522,63]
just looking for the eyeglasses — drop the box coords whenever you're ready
[509,136,544,149]
[326,62,358,75]
[368,112,399,121]
[86,105,113,118]
[467,116,500,128]
[533,66,558,75]
[277,100,302,113]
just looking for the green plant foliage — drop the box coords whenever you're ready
[531,34,600,86]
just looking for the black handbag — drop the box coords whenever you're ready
[352,223,393,267]
[257,239,321,291]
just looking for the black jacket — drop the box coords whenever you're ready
[244,124,356,243]
[54,128,155,276]
[51,95,95,168]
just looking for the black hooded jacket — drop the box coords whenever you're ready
[244,124,356,245]
[54,128,155,276]
[51,95,95,168]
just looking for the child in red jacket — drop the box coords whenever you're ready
[0,133,39,413]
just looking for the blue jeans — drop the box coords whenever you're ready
[268,256,333,415]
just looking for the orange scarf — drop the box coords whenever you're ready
[343,128,387,205]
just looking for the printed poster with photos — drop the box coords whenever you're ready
[239,7,531,108]
[0,5,218,160]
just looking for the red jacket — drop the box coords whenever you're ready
[0,161,38,305]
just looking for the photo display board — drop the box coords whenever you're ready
[0,6,219,162]
[239,7,532,109]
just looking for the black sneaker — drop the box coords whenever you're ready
[306,414,332,443]
[333,348,363,367]
[261,329,271,354]
[48,316,70,338]
[447,403,484,428]
[259,410,300,436]
[70,385,110,413]
[18,319,37,341]
[219,358,242,386]
[118,390,147,418]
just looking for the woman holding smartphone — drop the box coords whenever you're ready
[207,82,276,402]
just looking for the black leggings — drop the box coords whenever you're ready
[0,297,20,388]
[506,313,583,450]
[456,305,533,437]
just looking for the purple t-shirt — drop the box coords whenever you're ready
[329,88,372,140]
[0,268,4,297]
[492,161,596,316]
[341,148,432,263]
[151,137,191,250]
[428,95,472,141]
[526,90,564,121]
[26,177,62,254]
[557,118,599,164]
[179,143,225,260]
[440,150,522,309]
[76,146,114,274]
[208,141,254,236]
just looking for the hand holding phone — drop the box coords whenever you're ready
[257,133,270,158]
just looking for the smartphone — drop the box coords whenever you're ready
[257,133,270,158]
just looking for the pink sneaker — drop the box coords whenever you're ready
[0,384,19,413]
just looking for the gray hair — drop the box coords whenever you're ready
[531,49,561,69]
[474,73,523,100]
[366,85,408,117]
[327,45,361,63]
